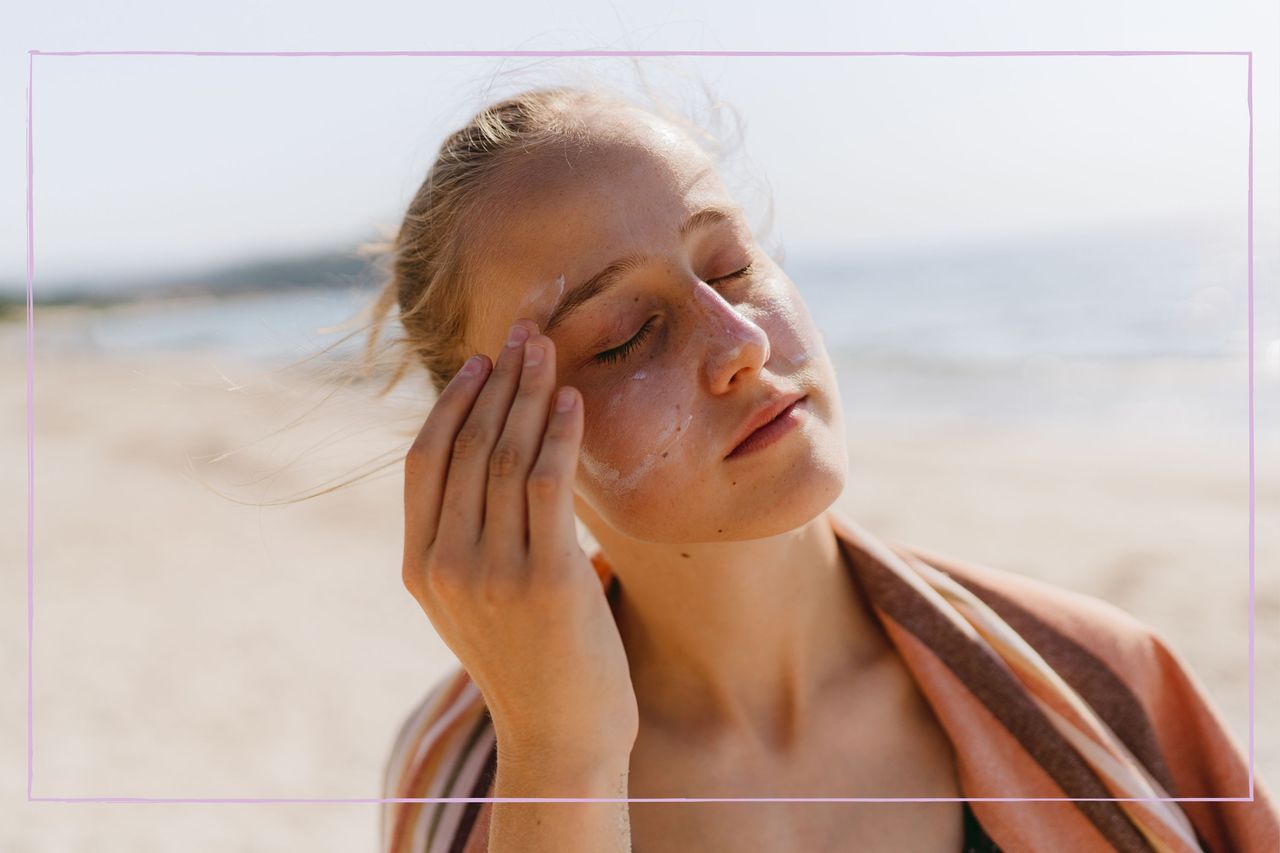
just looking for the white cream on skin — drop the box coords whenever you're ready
[579,408,694,494]
[573,271,823,506]
[579,334,703,497]
[515,272,566,324]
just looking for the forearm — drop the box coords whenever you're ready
[488,750,632,853]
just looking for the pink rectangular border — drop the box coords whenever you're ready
[23,48,1256,805]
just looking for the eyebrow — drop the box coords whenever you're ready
[540,205,738,336]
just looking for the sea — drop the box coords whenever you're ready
[19,223,1278,441]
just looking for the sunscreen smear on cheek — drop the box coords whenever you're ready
[581,407,694,495]
[580,364,698,496]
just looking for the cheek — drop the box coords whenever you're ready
[576,360,702,497]
[570,279,825,499]
[755,277,822,370]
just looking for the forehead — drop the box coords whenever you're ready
[464,117,737,355]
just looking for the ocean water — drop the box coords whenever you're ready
[791,228,1269,438]
[29,225,1276,439]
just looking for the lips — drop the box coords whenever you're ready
[725,390,807,458]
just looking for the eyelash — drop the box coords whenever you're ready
[592,262,756,366]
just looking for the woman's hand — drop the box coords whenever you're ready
[401,317,639,767]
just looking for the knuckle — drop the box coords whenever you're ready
[422,560,466,599]
[401,561,420,594]
[526,469,561,498]
[451,421,488,460]
[518,565,568,604]
[403,440,431,473]
[478,568,529,607]
[488,441,523,478]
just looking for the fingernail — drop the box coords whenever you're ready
[523,341,544,366]
[555,387,576,412]
[506,323,530,347]
[460,355,484,376]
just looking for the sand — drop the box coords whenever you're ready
[3,309,1276,850]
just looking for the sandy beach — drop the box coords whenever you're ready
[4,307,1276,851]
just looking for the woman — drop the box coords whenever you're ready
[373,83,1277,851]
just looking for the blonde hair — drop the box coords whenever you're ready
[369,84,648,400]
[207,63,778,508]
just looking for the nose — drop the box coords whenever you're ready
[692,280,770,392]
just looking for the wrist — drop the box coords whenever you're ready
[495,739,631,797]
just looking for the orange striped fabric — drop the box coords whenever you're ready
[380,508,1279,852]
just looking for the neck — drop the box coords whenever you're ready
[595,509,893,753]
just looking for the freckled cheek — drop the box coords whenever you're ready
[577,372,704,492]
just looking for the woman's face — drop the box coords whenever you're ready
[464,108,848,544]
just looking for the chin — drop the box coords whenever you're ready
[580,399,850,544]
[709,403,847,536]
[697,458,850,543]
[588,457,845,544]
[736,459,847,540]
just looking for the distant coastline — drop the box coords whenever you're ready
[0,245,379,317]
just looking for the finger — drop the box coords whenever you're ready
[437,318,534,548]
[482,330,558,566]
[526,383,584,569]
[402,352,492,560]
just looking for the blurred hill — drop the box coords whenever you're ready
[0,245,380,317]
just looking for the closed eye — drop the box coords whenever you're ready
[594,315,657,365]
[591,262,756,366]
[711,262,755,286]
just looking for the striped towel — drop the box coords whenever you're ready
[380,508,1279,852]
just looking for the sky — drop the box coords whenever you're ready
[1,1,1276,290]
